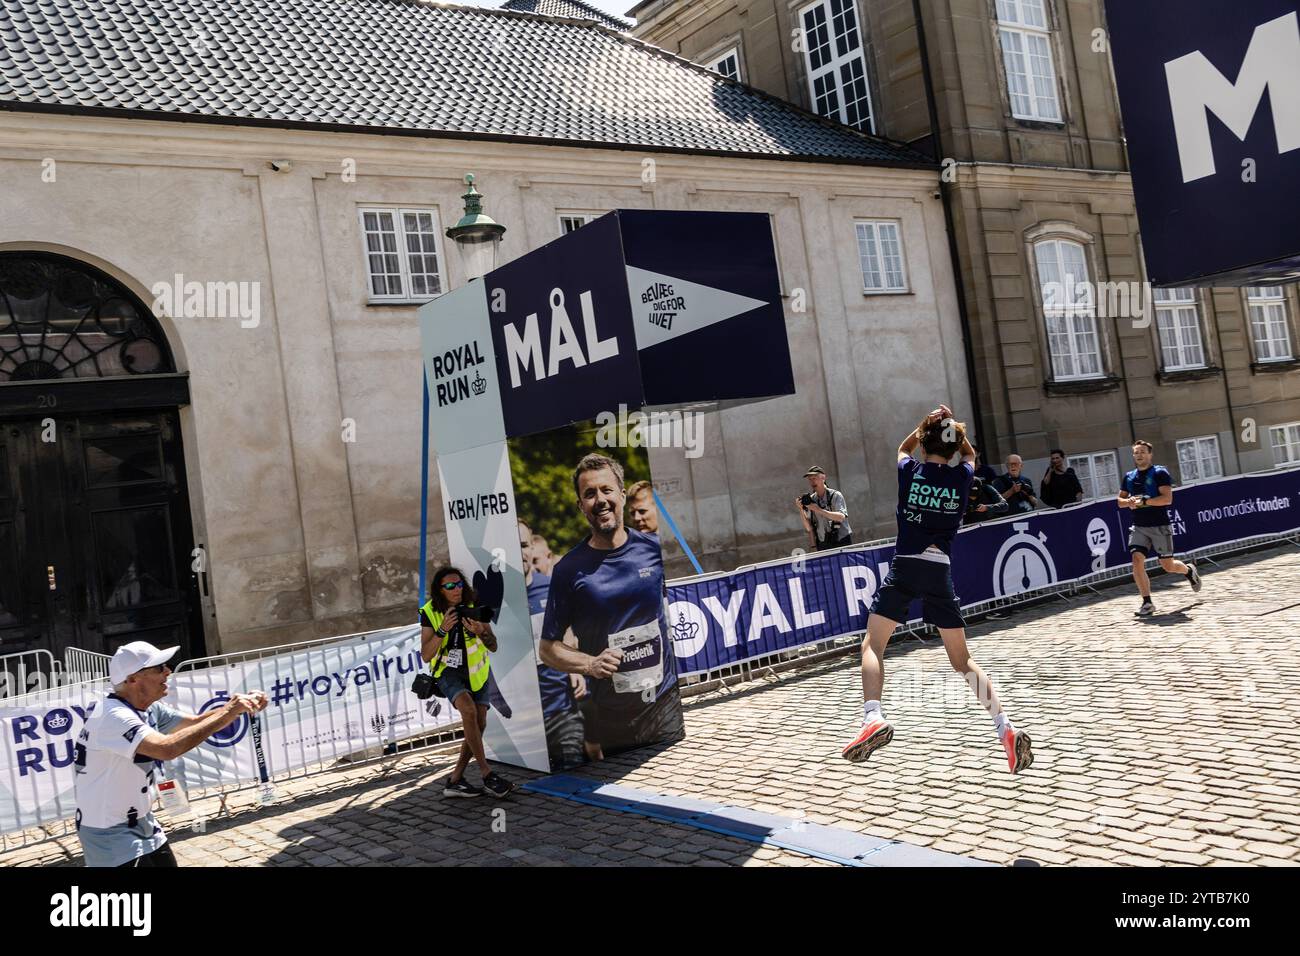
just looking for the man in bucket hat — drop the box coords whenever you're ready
[73,641,268,866]
[795,465,853,551]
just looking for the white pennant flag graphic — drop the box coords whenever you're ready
[625,265,768,349]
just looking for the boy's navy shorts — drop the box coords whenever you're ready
[870,555,965,629]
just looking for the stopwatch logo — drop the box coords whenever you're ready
[992,522,1059,598]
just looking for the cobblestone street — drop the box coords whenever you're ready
[7,546,1300,867]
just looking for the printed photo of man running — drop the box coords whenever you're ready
[843,404,1034,774]
[538,453,684,760]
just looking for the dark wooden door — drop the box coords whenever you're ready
[0,410,201,664]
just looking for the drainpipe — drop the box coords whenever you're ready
[911,0,989,453]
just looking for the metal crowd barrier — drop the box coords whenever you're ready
[167,625,466,813]
[0,649,57,701]
[61,648,111,685]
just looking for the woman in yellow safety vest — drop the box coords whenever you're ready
[419,566,513,799]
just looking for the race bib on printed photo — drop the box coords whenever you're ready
[608,621,663,695]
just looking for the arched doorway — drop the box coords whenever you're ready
[0,252,202,677]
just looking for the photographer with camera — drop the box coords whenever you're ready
[795,466,853,551]
[419,566,513,798]
[993,455,1039,514]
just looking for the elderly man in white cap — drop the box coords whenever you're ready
[73,641,268,867]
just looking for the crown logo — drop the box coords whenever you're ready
[671,612,699,643]
[46,713,70,730]
[470,370,487,396]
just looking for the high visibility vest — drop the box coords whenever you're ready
[421,599,490,692]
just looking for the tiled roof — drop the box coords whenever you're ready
[499,0,630,31]
[0,0,932,167]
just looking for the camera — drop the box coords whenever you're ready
[459,605,494,623]
[800,492,816,507]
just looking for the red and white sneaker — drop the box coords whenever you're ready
[842,717,894,763]
[1000,726,1034,774]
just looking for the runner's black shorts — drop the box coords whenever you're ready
[870,555,965,629]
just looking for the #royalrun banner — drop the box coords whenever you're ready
[665,467,1300,677]
[0,626,457,834]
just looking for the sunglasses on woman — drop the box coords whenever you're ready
[441,581,465,591]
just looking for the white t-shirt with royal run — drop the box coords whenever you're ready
[74,693,184,867]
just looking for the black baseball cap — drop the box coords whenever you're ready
[803,466,826,477]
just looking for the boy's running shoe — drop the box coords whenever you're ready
[1000,727,1034,774]
[1135,600,1155,617]
[842,717,894,763]
[1186,562,1202,593]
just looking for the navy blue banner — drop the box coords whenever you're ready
[666,468,1300,674]
[1106,0,1300,285]
[617,209,793,406]
[487,213,645,438]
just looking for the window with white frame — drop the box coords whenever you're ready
[359,208,444,300]
[559,213,601,235]
[1153,287,1206,370]
[1176,436,1222,483]
[1247,286,1294,362]
[1068,450,1119,501]
[1034,238,1102,380]
[708,47,742,81]
[995,0,1062,122]
[1271,423,1300,467]
[798,0,874,132]
[855,220,907,293]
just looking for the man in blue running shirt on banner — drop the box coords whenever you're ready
[539,453,684,762]
[842,404,1034,774]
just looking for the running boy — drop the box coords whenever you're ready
[842,405,1034,774]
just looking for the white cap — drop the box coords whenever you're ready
[109,641,179,686]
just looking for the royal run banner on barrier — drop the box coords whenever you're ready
[666,467,1300,677]
[0,626,456,834]
[166,625,458,790]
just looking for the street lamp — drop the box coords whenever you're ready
[445,173,507,283]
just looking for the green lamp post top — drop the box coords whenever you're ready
[447,173,507,242]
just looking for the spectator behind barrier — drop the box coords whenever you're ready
[993,455,1039,514]
[973,453,998,484]
[964,475,1011,524]
[796,465,854,551]
[1040,449,1084,508]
